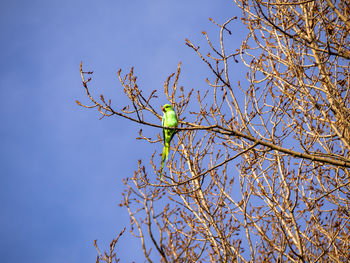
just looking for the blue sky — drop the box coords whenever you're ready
[0,0,244,262]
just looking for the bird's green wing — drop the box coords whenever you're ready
[162,113,166,145]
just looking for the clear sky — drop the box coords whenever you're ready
[0,0,244,262]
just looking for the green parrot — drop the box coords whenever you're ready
[160,104,178,176]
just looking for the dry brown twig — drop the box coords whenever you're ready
[94,227,126,263]
[79,1,350,261]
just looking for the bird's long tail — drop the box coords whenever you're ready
[160,143,169,178]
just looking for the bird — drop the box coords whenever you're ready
[160,104,178,176]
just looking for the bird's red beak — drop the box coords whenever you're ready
[161,106,164,112]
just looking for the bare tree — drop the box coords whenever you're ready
[78,0,350,262]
